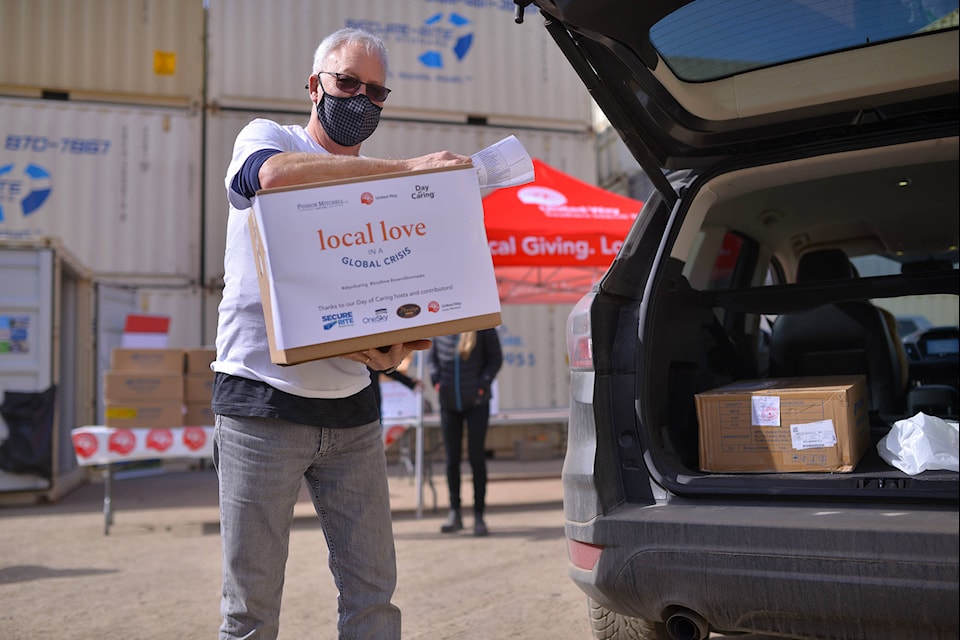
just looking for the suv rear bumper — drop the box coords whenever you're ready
[565,500,959,639]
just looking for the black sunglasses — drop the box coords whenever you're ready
[318,71,391,102]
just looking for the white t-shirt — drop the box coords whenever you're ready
[212,118,370,398]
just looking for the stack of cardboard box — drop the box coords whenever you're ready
[183,348,216,425]
[103,348,185,428]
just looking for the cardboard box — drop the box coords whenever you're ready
[695,375,870,473]
[110,348,185,372]
[250,164,501,365]
[104,371,184,401]
[183,402,214,426]
[184,372,215,404]
[185,347,217,374]
[104,400,184,428]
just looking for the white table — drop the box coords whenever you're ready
[71,418,435,534]
[72,406,566,534]
[71,425,215,534]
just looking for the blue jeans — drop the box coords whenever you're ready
[214,415,400,640]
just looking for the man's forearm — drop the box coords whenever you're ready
[259,152,413,190]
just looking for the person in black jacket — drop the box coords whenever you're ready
[427,329,503,536]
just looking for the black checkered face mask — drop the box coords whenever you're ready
[317,88,382,147]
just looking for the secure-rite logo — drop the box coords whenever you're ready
[419,12,474,69]
[322,312,355,330]
[0,162,53,222]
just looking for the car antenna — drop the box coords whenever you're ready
[514,0,533,24]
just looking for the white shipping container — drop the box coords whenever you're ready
[0,98,202,279]
[596,125,658,202]
[0,238,92,501]
[494,303,572,411]
[206,0,593,129]
[203,109,597,290]
[0,0,205,108]
[410,303,571,417]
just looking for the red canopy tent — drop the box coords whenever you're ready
[483,158,644,304]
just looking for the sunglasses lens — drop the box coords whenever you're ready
[335,75,361,93]
[323,73,389,101]
[367,85,388,101]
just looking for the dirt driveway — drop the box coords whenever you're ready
[0,462,594,640]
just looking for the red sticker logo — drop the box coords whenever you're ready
[108,430,136,455]
[146,428,174,452]
[72,432,98,458]
[360,192,374,205]
[183,427,207,451]
[427,301,440,313]
[383,425,407,447]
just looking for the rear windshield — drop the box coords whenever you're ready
[650,0,960,81]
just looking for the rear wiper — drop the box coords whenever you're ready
[514,0,534,24]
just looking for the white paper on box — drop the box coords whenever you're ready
[790,419,838,450]
[251,165,500,356]
[751,395,781,426]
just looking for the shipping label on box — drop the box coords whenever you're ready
[110,348,185,372]
[104,371,184,401]
[104,400,184,429]
[695,375,870,473]
[250,164,501,364]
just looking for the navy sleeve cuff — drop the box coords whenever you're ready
[230,148,283,199]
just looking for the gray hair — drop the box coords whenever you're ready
[312,28,389,76]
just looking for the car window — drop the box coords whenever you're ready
[650,0,960,81]
[696,231,774,291]
[850,254,960,334]
[708,232,743,290]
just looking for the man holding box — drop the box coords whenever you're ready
[212,27,471,640]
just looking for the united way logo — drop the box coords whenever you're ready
[517,185,567,207]
[0,163,53,222]
[418,12,474,69]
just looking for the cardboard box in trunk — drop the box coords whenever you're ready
[695,375,870,473]
[250,164,501,365]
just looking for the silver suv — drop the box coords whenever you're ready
[514,1,960,639]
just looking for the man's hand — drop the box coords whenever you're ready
[345,340,432,372]
[404,151,472,172]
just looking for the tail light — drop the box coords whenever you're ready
[566,292,595,371]
[567,538,603,570]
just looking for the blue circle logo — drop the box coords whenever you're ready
[418,12,474,69]
[0,163,53,222]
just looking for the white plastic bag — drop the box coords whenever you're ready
[877,412,960,475]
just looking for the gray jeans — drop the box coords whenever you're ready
[214,414,400,639]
